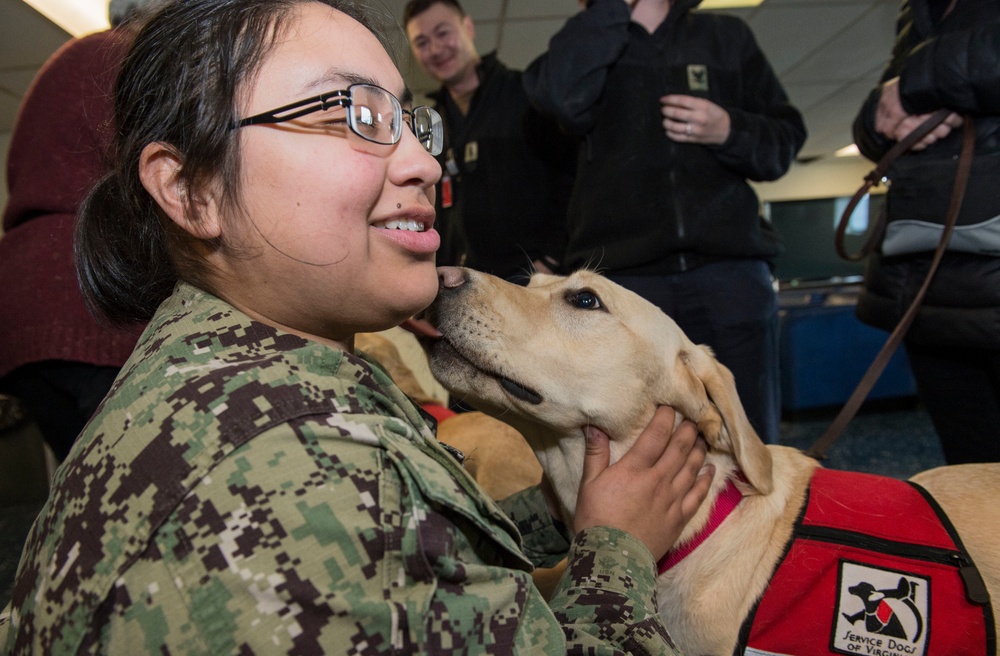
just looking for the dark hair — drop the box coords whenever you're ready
[109,0,167,28]
[402,0,465,27]
[76,0,388,324]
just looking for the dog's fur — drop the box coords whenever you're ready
[426,267,1000,655]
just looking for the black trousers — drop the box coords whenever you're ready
[904,341,1000,464]
[0,360,120,462]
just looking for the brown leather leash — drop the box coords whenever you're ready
[806,112,975,460]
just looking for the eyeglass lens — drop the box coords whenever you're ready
[347,85,400,147]
[346,86,442,156]
[410,107,444,156]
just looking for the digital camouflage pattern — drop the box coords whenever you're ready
[1,283,681,655]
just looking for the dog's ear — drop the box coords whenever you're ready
[677,346,773,495]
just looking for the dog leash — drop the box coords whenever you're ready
[833,109,953,263]
[806,112,975,461]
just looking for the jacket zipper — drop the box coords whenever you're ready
[796,524,991,605]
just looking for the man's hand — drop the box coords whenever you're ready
[574,406,714,560]
[875,77,963,151]
[661,94,731,145]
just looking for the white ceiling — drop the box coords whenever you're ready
[0,0,898,164]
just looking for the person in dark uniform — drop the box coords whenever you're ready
[404,0,575,284]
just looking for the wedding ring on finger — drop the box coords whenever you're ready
[685,123,692,136]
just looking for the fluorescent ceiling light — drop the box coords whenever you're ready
[700,0,765,8]
[21,0,109,38]
[836,144,860,158]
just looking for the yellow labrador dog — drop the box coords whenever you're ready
[425,266,999,655]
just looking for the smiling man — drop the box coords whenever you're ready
[403,0,575,285]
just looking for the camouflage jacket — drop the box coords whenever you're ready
[1,282,680,655]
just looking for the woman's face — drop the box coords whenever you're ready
[213,2,442,347]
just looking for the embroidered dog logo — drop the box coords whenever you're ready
[843,579,923,640]
[832,562,930,656]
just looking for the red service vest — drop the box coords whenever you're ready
[737,468,995,656]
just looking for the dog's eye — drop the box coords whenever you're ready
[568,291,603,310]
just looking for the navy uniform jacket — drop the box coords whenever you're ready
[2,282,683,655]
[430,52,574,282]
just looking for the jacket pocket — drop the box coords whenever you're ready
[884,150,1000,256]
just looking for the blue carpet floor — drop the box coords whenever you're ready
[778,399,945,479]
[0,400,947,611]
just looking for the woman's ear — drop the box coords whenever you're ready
[139,142,222,240]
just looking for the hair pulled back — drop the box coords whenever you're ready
[76,0,387,324]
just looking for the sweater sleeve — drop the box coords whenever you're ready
[501,489,686,654]
[709,19,807,182]
[853,9,1000,162]
[852,7,915,162]
[899,22,1000,115]
[550,528,684,655]
[522,0,632,135]
[499,484,572,568]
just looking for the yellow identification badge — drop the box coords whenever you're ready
[687,64,709,92]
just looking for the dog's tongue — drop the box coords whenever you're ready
[400,317,442,339]
[500,378,543,405]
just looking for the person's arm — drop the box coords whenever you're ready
[501,483,573,568]
[854,84,895,162]
[522,0,633,135]
[506,408,712,654]
[851,11,990,160]
[492,497,686,654]
[551,409,711,654]
[114,404,703,654]
[106,416,552,653]
[853,7,915,161]
[860,23,1000,152]
[680,20,805,182]
[898,22,1000,116]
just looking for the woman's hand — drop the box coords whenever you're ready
[661,94,731,145]
[574,406,713,560]
[875,77,963,150]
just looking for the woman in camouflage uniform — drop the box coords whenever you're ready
[1,0,711,653]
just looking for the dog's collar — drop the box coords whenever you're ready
[657,475,744,574]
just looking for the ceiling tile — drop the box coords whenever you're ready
[461,0,503,21]
[781,2,897,85]
[505,0,577,20]
[744,4,870,76]
[0,0,70,70]
[0,90,22,136]
[0,68,41,99]
[783,82,844,115]
[0,0,922,166]
[497,17,569,71]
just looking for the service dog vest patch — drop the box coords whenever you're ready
[736,469,995,656]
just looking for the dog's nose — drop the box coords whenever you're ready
[438,266,468,291]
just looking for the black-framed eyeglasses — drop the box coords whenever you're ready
[232,83,444,156]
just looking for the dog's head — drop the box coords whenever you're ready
[425,267,773,495]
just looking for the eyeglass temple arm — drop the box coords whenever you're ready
[233,92,351,129]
